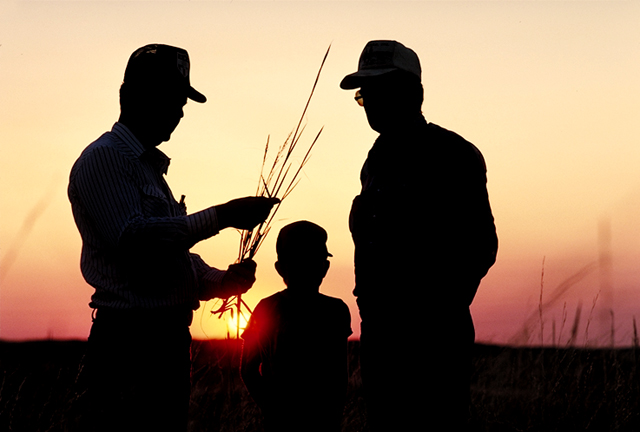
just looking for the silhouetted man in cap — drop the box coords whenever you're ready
[341,40,498,430]
[241,221,352,432]
[68,44,278,432]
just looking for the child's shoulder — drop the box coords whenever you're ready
[255,289,288,309]
[258,290,349,316]
[317,292,348,305]
[316,293,351,316]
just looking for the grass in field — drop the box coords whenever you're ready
[471,343,640,432]
[0,340,86,432]
[1,339,640,431]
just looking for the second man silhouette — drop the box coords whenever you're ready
[341,40,498,431]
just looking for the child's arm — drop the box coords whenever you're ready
[240,338,268,408]
[241,301,273,411]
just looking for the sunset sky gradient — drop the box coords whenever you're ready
[1,1,639,345]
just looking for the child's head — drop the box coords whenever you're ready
[275,221,332,291]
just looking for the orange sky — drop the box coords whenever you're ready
[1,1,640,346]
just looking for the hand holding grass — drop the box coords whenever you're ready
[218,259,257,299]
[211,45,331,338]
[216,197,280,231]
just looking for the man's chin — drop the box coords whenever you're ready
[156,130,175,145]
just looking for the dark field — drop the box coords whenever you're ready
[1,340,639,431]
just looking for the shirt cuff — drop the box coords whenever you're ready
[186,206,220,241]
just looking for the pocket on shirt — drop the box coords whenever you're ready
[141,184,171,217]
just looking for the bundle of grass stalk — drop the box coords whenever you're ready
[211,46,330,339]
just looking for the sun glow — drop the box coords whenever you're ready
[226,312,250,338]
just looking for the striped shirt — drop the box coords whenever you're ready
[68,122,226,310]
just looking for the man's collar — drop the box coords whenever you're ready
[112,122,171,174]
[145,147,171,174]
[112,122,146,158]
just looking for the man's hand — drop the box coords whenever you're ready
[216,197,280,231]
[218,259,257,298]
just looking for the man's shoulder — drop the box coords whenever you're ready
[68,131,126,198]
[78,123,145,162]
[73,128,141,172]
[75,130,120,162]
[427,122,474,147]
[426,122,487,168]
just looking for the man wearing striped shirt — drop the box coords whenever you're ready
[68,44,278,432]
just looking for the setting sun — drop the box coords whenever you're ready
[227,312,250,339]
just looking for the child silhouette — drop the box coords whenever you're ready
[241,221,352,432]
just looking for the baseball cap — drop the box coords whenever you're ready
[276,221,333,262]
[123,44,206,103]
[340,40,421,90]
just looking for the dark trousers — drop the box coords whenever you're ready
[78,307,193,432]
[358,305,474,432]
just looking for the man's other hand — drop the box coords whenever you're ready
[216,197,280,231]
[219,259,257,298]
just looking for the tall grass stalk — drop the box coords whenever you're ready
[568,302,582,346]
[610,309,615,348]
[510,259,597,346]
[211,45,331,338]
[539,257,545,345]
[584,291,600,346]
[558,302,568,346]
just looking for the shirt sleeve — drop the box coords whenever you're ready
[190,253,227,301]
[71,144,220,252]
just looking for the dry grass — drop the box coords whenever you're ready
[0,340,86,432]
[471,343,640,432]
[210,46,330,339]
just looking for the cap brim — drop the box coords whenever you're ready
[339,68,398,89]
[188,86,207,103]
